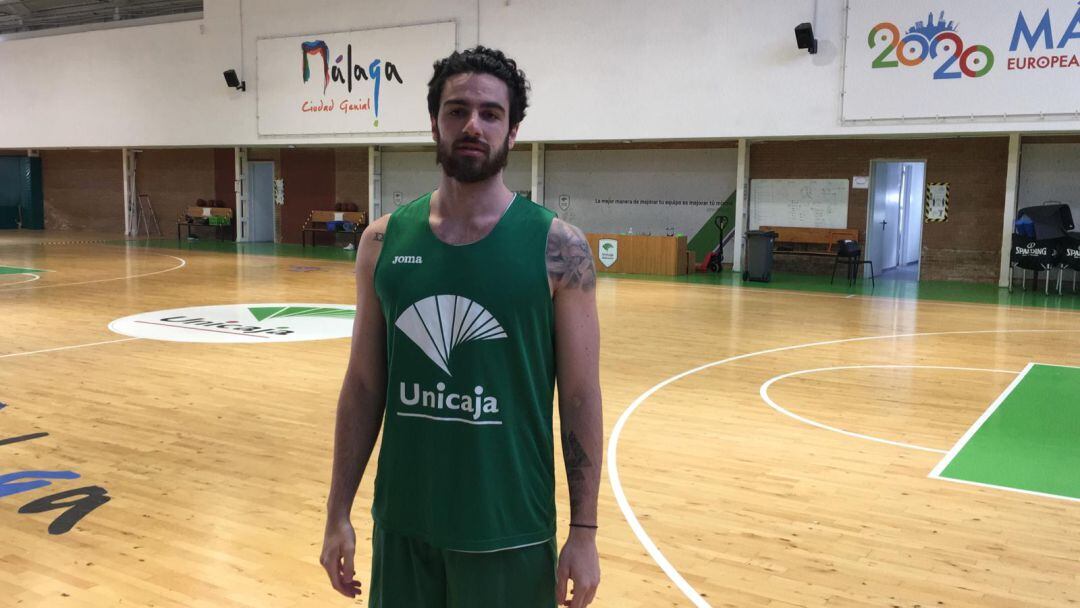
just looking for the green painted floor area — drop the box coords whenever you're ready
[114,238,1080,311]
[934,364,1080,500]
[0,265,45,274]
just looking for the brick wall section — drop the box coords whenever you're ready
[1022,135,1080,144]
[749,137,1010,282]
[214,148,235,207]
[334,147,368,215]
[280,148,335,245]
[40,150,124,232]
[546,141,738,151]
[248,149,283,165]
[137,149,216,237]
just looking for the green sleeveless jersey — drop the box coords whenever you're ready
[371,193,558,552]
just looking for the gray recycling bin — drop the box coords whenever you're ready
[742,230,778,282]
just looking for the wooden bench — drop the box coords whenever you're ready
[759,226,860,257]
[178,206,233,241]
[301,210,367,248]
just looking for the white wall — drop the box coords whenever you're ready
[2,0,1079,148]
[1018,144,1080,228]
[381,148,531,211]
[544,148,737,238]
[0,17,240,148]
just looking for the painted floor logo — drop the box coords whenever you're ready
[109,304,356,343]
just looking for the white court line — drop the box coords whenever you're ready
[760,365,1022,455]
[929,363,1035,479]
[0,337,141,359]
[609,328,1080,608]
[1028,361,1080,370]
[927,474,1080,505]
[0,254,186,291]
[0,273,40,285]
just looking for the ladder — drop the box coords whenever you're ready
[136,194,161,237]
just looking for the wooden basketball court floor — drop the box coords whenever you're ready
[3,231,1080,607]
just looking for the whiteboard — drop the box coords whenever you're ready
[749,179,849,229]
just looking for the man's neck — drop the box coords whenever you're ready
[433,172,514,222]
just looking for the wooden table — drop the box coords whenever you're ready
[586,233,688,276]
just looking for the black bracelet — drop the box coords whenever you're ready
[570,523,598,529]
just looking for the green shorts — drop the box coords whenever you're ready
[369,525,557,608]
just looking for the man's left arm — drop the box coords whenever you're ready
[547,218,603,608]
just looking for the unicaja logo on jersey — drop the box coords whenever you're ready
[395,295,507,375]
[394,295,508,425]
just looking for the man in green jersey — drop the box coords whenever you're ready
[320,46,603,608]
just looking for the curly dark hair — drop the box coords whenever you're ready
[427,46,530,127]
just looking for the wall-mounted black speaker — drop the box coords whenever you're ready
[223,69,246,91]
[795,22,818,54]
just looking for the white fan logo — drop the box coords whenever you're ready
[395,295,508,375]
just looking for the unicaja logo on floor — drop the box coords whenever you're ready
[109,304,355,343]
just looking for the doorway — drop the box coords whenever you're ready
[866,160,926,281]
[248,161,276,243]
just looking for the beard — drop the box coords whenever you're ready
[436,132,510,184]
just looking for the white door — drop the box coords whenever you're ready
[881,164,902,271]
[867,161,903,276]
[249,162,275,243]
[899,162,926,268]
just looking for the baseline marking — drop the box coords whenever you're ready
[608,276,1080,317]
[0,338,141,360]
[0,254,186,292]
[760,365,1020,454]
[0,273,40,286]
[609,328,1080,608]
[928,473,1080,505]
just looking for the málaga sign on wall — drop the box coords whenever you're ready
[843,1,1080,121]
[256,22,455,136]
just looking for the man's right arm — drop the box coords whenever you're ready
[320,215,390,599]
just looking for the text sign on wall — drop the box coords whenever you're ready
[257,22,455,135]
[544,149,738,239]
[843,1,1080,121]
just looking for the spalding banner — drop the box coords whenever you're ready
[256,22,455,135]
[843,1,1080,121]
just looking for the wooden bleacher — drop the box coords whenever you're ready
[301,210,367,248]
[759,225,860,256]
[178,204,233,241]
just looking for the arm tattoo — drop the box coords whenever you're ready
[373,232,384,241]
[547,221,596,291]
[562,430,592,511]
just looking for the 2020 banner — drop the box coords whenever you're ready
[843,1,1080,121]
